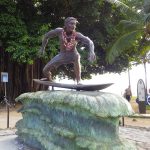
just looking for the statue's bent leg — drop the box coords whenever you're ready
[73,53,81,84]
[43,63,53,81]
[43,54,62,81]
[43,52,72,81]
[43,51,81,83]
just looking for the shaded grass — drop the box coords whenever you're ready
[130,97,150,113]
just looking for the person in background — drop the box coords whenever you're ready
[123,86,132,102]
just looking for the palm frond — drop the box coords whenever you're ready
[144,0,150,14]
[105,0,143,21]
[118,20,143,32]
[105,0,129,10]
[106,30,142,64]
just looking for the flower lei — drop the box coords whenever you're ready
[62,30,76,51]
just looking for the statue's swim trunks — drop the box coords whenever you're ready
[47,50,79,68]
[43,50,80,78]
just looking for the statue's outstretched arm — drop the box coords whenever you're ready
[76,32,96,62]
[40,28,62,54]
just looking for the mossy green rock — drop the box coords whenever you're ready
[15,91,136,150]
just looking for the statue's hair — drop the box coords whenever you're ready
[64,17,79,25]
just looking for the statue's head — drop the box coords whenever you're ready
[64,17,79,32]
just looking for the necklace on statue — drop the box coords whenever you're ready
[62,30,76,51]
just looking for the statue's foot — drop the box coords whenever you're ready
[40,78,55,83]
[40,78,48,81]
[77,82,82,85]
[48,77,54,83]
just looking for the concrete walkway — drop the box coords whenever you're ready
[131,113,150,119]
[119,126,150,150]
[0,126,150,150]
[0,129,34,150]
[0,129,18,150]
[0,135,18,150]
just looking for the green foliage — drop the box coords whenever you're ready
[118,20,143,32]
[0,0,58,64]
[2,0,147,79]
[144,0,150,14]
[107,31,142,63]
[106,0,150,64]
[146,105,150,110]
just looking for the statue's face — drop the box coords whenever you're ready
[65,20,76,32]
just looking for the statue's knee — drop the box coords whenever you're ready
[77,53,80,59]
[43,65,53,76]
[74,54,80,62]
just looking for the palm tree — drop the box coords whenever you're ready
[105,0,150,64]
[138,52,150,93]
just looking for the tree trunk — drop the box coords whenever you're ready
[0,48,44,102]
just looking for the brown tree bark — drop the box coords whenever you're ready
[0,48,44,102]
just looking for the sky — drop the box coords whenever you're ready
[56,63,150,96]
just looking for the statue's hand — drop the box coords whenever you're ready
[88,52,96,62]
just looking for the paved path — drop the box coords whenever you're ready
[119,126,150,150]
[0,129,34,150]
[0,126,150,150]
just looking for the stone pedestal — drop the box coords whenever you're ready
[15,91,136,150]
